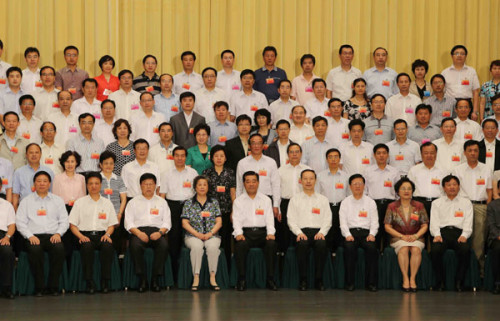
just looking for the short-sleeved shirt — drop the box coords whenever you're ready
[362,67,399,99]
[384,200,429,244]
[253,66,287,104]
[132,72,160,95]
[173,71,203,95]
[94,74,120,101]
[326,66,362,102]
[427,94,457,127]
[291,73,320,105]
[100,172,127,214]
[105,140,136,176]
[55,67,89,100]
[343,99,371,120]
[441,64,480,99]
[203,166,236,214]
[480,80,500,118]
[0,87,24,115]
[181,196,222,237]
[154,92,181,122]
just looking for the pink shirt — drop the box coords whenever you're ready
[95,74,120,101]
[291,73,320,105]
[52,172,86,205]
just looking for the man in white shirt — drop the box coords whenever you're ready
[0,40,12,91]
[288,105,314,145]
[327,45,362,101]
[125,173,171,293]
[236,134,281,218]
[452,140,492,277]
[232,171,277,291]
[362,47,398,99]
[433,118,465,174]
[148,122,178,175]
[387,119,422,176]
[130,92,165,146]
[229,69,268,124]
[158,146,197,281]
[194,67,227,123]
[68,172,117,294]
[108,70,141,121]
[50,91,80,147]
[339,119,374,176]
[269,79,298,126]
[339,174,379,292]
[478,118,500,172]
[17,95,42,143]
[32,66,60,120]
[325,98,350,146]
[385,73,422,127]
[304,79,329,120]
[173,51,203,95]
[216,49,241,97]
[0,178,15,299]
[454,98,483,142]
[291,54,320,104]
[430,174,473,291]
[20,47,41,94]
[302,116,334,173]
[288,169,332,291]
[441,45,480,120]
[40,121,64,175]
[72,79,101,120]
[92,100,116,146]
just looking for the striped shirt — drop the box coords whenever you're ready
[100,172,127,214]
[67,134,105,173]
[105,140,136,176]
[132,72,160,95]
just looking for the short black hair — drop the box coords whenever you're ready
[202,67,217,77]
[278,79,292,88]
[339,44,354,55]
[0,39,3,50]
[455,98,472,110]
[57,90,72,100]
[287,143,302,154]
[82,78,98,88]
[142,54,158,65]
[300,169,316,179]
[430,74,446,85]
[78,113,95,123]
[276,119,290,129]
[40,121,56,133]
[248,133,264,145]
[98,55,115,69]
[193,123,210,137]
[85,171,102,184]
[140,173,157,185]
[463,139,480,151]
[220,49,235,59]
[140,91,154,101]
[348,119,365,131]
[420,142,438,153]
[64,45,79,54]
[349,173,365,185]
[24,47,40,58]
[394,177,415,195]
[180,91,196,102]
[393,119,408,128]
[118,69,134,79]
[328,98,343,107]
[440,117,456,127]
[159,73,174,83]
[240,69,255,80]
[442,174,460,187]
[209,145,227,165]
[370,93,386,104]
[99,150,116,164]
[25,142,41,153]
[59,150,81,170]
[373,143,389,154]
[254,108,271,125]
[482,118,498,129]
[490,93,500,104]
[415,104,432,115]
[173,146,187,157]
[3,111,19,121]
[451,45,468,56]
[490,60,500,71]
[372,47,388,56]
[40,66,55,76]
[235,114,252,125]
[312,78,326,88]
[243,170,259,182]
[411,59,429,74]
[213,101,229,111]
[312,116,328,127]
[326,148,341,159]
[133,138,150,150]
[6,66,22,78]
[193,175,209,189]
[101,99,116,109]
[19,94,35,107]
[33,171,52,183]
[396,72,411,83]
[291,105,307,114]
[181,51,196,60]
[158,122,173,132]
[300,54,316,66]
[112,119,131,139]
[262,46,277,56]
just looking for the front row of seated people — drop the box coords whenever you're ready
[1,157,500,298]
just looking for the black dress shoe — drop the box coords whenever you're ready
[410,287,418,293]
[402,286,410,292]
[137,276,147,293]
[236,280,246,291]
[101,279,110,294]
[455,281,463,292]
[51,288,60,296]
[86,280,96,294]
[492,284,500,295]
[367,285,378,292]
[151,277,161,292]
[266,279,277,291]
[3,290,14,299]
[315,280,325,291]
[299,280,307,291]
[345,284,355,291]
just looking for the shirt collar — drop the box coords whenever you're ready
[261,66,278,72]
[100,172,118,180]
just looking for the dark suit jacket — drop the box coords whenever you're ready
[478,139,500,171]
[264,139,295,168]
[171,111,206,149]
[487,199,500,244]
[225,136,246,171]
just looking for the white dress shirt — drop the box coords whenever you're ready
[339,195,379,237]
[129,111,166,146]
[386,139,422,176]
[40,142,65,175]
[339,141,375,176]
[269,98,297,126]
[316,169,350,204]
[441,64,480,99]
[279,163,311,199]
[17,114,43,143]
[124,194,171,232]
[433,137,465,174]
[0,198,15,231]
[32,87,60,120]
[0,60,12,91]
[232,191,275,236]
[430,195,473,238]
[287,191,332,236]
[69,195,118,231]
[93,119,116,146]
[236,155,280,207]
[301,136,335,174]
[385,93,422,127]
[454,118,483,142]
[304,97,329,119]
[364,164,400,200]
[229,90,268,124]
[289,123,314,145]
[291,73,320,105]
[194,87,227,123]
[21,68,41,94]
[216,69,241,97]
[326,117,350,147]
[453,162,492,201]
[159,166,198,201]
[484,139,496,172]
[49,111,80,147]
[148,142,178,175]
[121,160,161,198]
[108,88,141,121]
[326,66,362,101]
[173,71,204,95]
[72,97,102,120]
[407,163,446,198]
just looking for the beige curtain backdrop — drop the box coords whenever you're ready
[0,0,498,82]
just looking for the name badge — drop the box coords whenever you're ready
[131,104,140,110]
[486,151,493,158]
[37,209,47,216]
[122,150,131,156]
[395,154,404,161]
[182,83,190,90]
[305,86,313,92]
[255,208,264,215]
[258,170,267,176]
[451,155,460,162]
[442,110,451,117]
[374,129,383,135]
[166,154,174,160]
[171,105,179,112]
[431,178,440,185]
[305,136,313,141]
[410,213,419,221]
[361,158,370,164]
[0,78,6,84]
[335,183,344,189]
[250,105,258,111]
[45,158,54,165]
[201,211,210,218]
[384,180,392,187]
[405,107,414,114]
[189,128,194,134]
[10,146,18,153]
[312,207,320,214]
[22,132,31,140]
[153,127,159,133]
[423,90,430,97]
[183,181,192,188]
[69,126,78,133]
[150,208,159,215]
[421,139,430,144]
[232,84,240,90]
[464,133,472,140]
[1,178,8,185]
[266,78,275,84]
[382,80,390,87]
[461,79,470,86]
[52,102,60,108]
[104,188,113,195]
[98,212,107,220]
[68,199,75,206]
[358,210,367,218]
[455,211,464,217]
[35,81,43,88]
[146,86,154,92]
[68,88,77,94]
[91,153,100,159]
[341,133,349,139]
[31,185,35,192]
[216,186,226,193]
[93,113,101,120]
[324,111,331,117]
[103,89,112,96]
[218,136,227,142]
[359,107,367,114]
[476,178,485,185]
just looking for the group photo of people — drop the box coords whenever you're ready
[1,35,500,302]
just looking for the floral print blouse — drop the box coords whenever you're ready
[181,196,222,238]
[384,199,429,244]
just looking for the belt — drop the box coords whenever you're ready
[349,228,369,232]
[243,227,266,232]
[375,198,394,204]
[471,200,487,205]
[441,226,462,231]
[414,196,438,202]
[82,231,105,236]
[330,202,341,207]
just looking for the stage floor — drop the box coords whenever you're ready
[1,288,497,320]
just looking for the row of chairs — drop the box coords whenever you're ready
[12,246,493,295]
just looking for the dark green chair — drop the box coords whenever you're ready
[484,254,496,291]
[229,248,279,288]
[177,247,230,289]
[15,251,69,295]
[281,247,335,289]
[67,251,122,292]
[122,248,174,289]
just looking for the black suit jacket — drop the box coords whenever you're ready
[264,139,295,168]
[225,136,246,171]
[170,111,206,149]
[487,199,500,244]
[478,139,500,171]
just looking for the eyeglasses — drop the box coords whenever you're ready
[41,73,54,77]
[453,53,467,56]
[65,54,78,58]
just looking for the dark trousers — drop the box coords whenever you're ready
[374,199,391,250]
[79,232,115,281]
[0,230,14,288]
[327,204,341,253]
[295,228,327,280]
[491,239,500,284]
[430,227,470,286]
[220,209,233,268]
[414,197,436,247]
[344,228,379,287]
[112,212,126,255]
[234,228,277,280]
[129,226,168,277]
[25,234,65,290]
[166,199,184,281]
[276,198,292,253]
[64,205,76,266]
